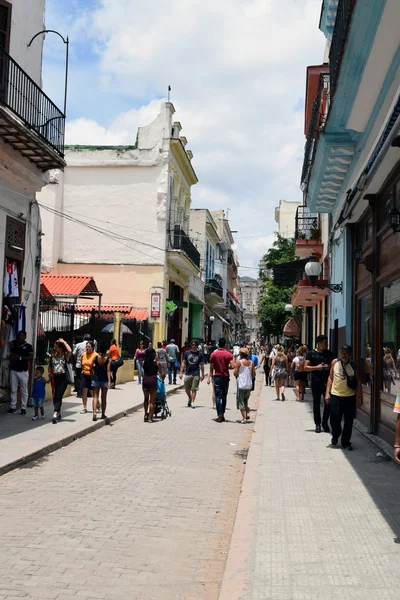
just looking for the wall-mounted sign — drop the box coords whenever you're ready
[150,293,161,318]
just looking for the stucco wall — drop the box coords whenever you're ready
[275,200,302,239]
[8,0,45,86]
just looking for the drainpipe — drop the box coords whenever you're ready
[31,202,42,369]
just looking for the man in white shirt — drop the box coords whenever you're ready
[73,334,91,397]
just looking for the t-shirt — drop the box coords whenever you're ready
[81,352,99,376]
[9,341,33,372]
[306,348,333,382]
[73,340,87,368]
[183,350,204,376]
[210,348,233,377]
[156,348,168,364]
[293,356,305,371]
[166,343,179,362]
[109,344,119,361]
[248,354,258,368]
[32,376,46,399]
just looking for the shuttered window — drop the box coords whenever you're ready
[0,0,11,52]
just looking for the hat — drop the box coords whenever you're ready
[170,339,175,343]
[340,344,352,353]
[240,347,249,355]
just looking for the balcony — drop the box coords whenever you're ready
[301,73,330,190]
[167,225,200,273]
[329,0,356,99]
[0,47,66,171]
[205,277,224,307]
[294,206,323,258]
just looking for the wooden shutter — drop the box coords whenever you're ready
[0,0,11,52]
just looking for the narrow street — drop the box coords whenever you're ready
[0,380,253,600]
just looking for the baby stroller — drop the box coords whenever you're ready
[154,377,171,420]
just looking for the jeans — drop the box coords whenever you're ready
[213,376,230,416]
[53,373,68,413]
[330,394,356,446]
[311,379,330,426]
[10,370,29,410]
[168,361,178,384]
[137,360,144,384]
[110,361,120,386]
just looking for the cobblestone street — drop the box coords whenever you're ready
[0,380,253,600]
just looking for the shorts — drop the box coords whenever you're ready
[32,396,45,408]
[294,371,307,382]
[142,374,157,391]
[184,375,200,391]
[80,374,92,390]
[92,380,108,388]
[237,389,251,410]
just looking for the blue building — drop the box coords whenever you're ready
[300,0,400,442]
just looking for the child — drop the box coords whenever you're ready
[31,366,48,420]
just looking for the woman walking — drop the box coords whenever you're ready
[234,347,255,423]
[270,345,288,401]
[92,342,111,421]
[142,347,161,423]
[49,338,72,424]
[292,346,308,401]
[133,340,146,385]
[80,341,98,414]
[156,341,168,380]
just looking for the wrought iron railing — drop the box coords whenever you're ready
[205,278,223,298]
[329,0,356,98]
[227,249,235,265]
[301,73,330,189]
[171,225,201,268]
[0,47,65,156]
[295,206,320,241]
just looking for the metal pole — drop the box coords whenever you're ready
[64,36,69,117]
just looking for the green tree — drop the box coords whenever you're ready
[257,234,297,340]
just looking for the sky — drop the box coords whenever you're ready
[42,0,326,278]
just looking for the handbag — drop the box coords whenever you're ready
[341,361,357,390]
[64,357,75,385]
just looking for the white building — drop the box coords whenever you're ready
[40,102,200,347]
[0,0,65,364]
[240,276,262,342]
[274,200,302,238]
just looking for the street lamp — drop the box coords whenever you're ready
[284,304,293,313]
[304,256,342,293]
[28,30,69,117]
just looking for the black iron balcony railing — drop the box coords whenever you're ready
[229,298,237,315]
[0,46,65,156]
[329,0,356,99]
[295,206,320,241]
[301,73,330,189]
[171,225,201,269]
[227,248,235,265]
[205,278,223,298]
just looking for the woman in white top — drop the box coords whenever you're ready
[234,347,256,423]
[291,345,308,402]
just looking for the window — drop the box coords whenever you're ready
[380,172,400,226]
[382,280,400,397]
[0,1,11,52]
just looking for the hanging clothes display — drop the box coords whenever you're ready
[3,260,19,298]
[14,304,26,337]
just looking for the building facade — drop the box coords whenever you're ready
[240,276,262,342]
[274,200,302,239]
[40,102,199,347]
[300,0,400,444]
[0,0,65,376]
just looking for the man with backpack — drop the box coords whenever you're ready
[325,345,362,450]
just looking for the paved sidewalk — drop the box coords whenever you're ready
[0,379,186,475]
[0,376,256,600]
[220,384,400,600]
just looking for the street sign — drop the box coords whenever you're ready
[150,293,161,318]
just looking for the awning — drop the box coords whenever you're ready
[189,294,206,306]
[74,305,148,322]
[227,289,239,303]
[41,274,101,298]
[273,258,309,287]
[283,317,300,337]
[207,306,230,326]
[291,279,328,307]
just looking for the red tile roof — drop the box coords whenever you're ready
[40,282,54,300]
[41,275,100,297]
[74,305,148,322]
[127,308,148,321]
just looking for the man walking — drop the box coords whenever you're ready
[179,340,204,408]
[207,338,234,422]
[166,338,180,385]
[305,334,333,433]
[325,345,362,450]
[7,330,33,415]
[73,333,91,397]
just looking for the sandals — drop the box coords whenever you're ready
[92,414,97,422]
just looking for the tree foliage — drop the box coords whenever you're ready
[258,234,297,340]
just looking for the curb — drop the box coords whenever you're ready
[353,418,398,464]
[0,382,185,477]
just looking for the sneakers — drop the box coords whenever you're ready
[315,425,322,433]
[6,407,16,414]
[20,409,26,415]
[187,399,192,407]
[342,442,353,451]
[80,409,88,414]
[52,414,57,424]
[32,415,39,421]
[41,412,45,419]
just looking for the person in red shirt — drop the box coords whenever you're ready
[207,337,234,422]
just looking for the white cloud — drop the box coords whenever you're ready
[60,0,325,269]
